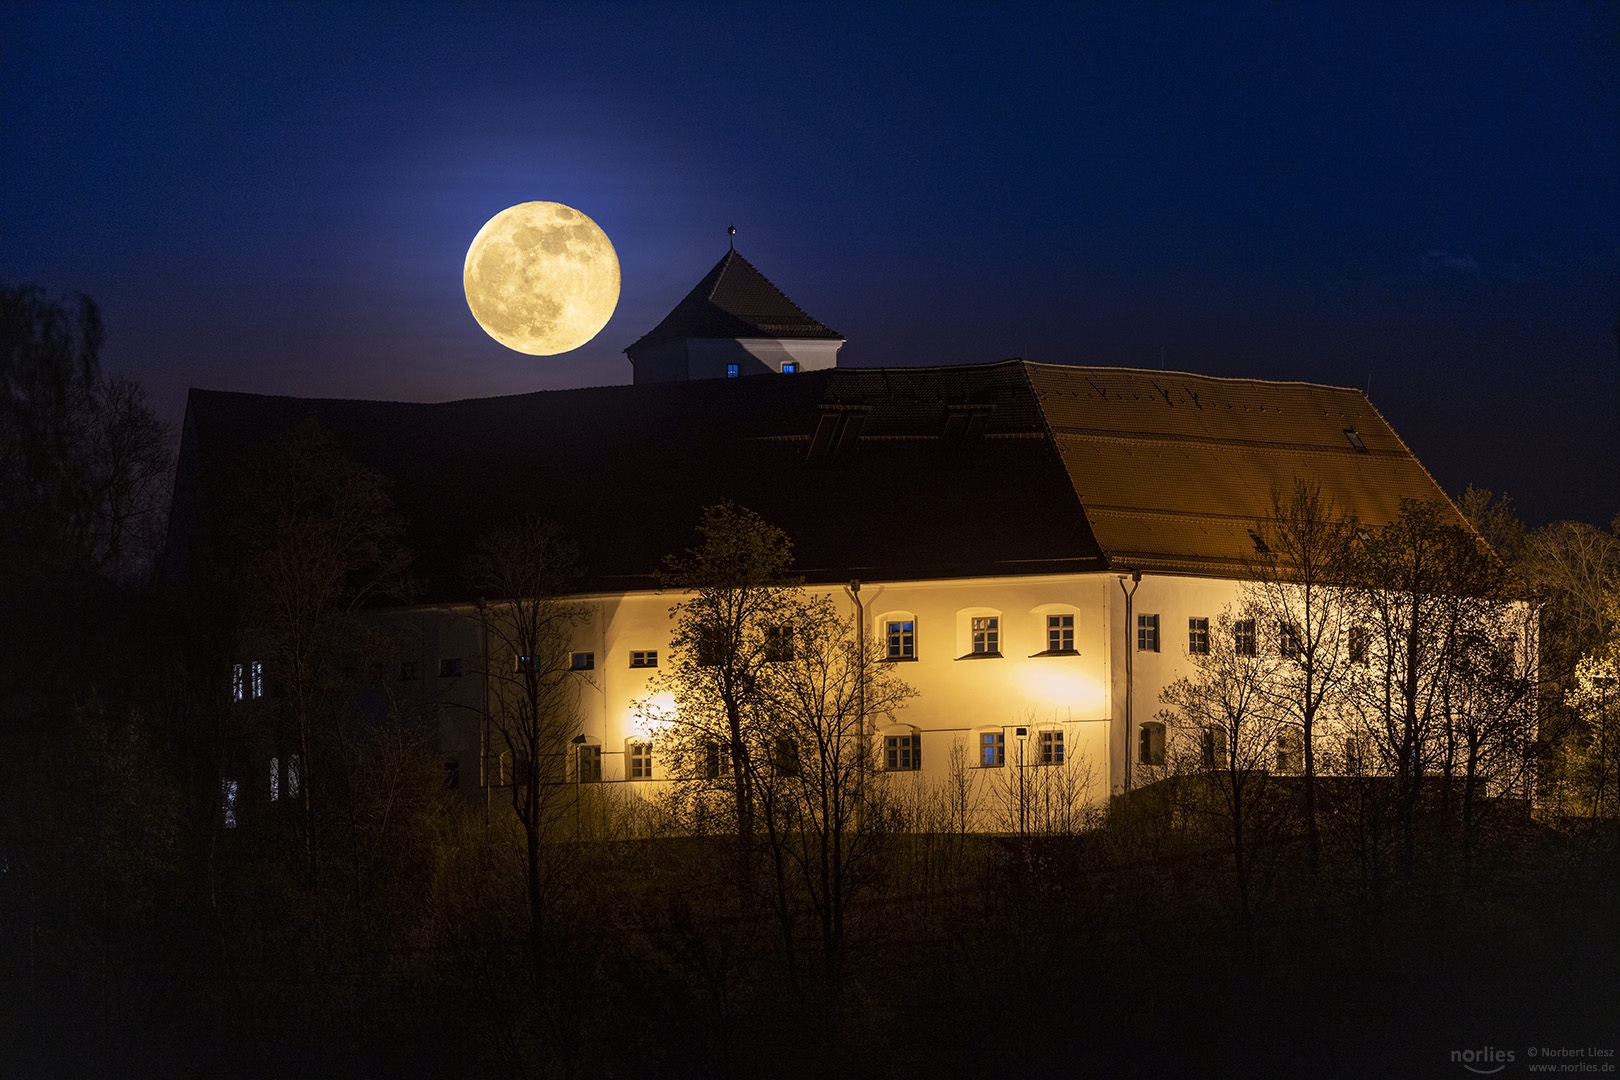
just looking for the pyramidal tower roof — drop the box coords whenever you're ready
[626,249,844,354]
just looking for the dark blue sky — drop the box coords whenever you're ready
[5,2,1617,526]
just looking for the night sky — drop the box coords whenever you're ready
[5,2,1617,527]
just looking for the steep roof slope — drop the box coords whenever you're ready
[625,250,843,354]
[168,361,1463,599]
[1025,364,1458,575]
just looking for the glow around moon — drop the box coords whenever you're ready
[463,201,620,355]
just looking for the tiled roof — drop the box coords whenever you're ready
[168,361,1465,599]
[625,250,843,354]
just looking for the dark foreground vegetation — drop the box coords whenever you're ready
[3,286,1618,1078]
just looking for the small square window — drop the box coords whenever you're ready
[726,363,739,378]
[1189,617,1210,655]
[631,650,658,668]
[971,617,999,655]
[886,620,915,659]
[1039,730,1064,765]
[1137,614,1159,652]
[1234,620,1256,657]
[570,652,595,671]
[439,657,463,678]
[885,733,921,771]
[628,742,653,779]
[399,660,420,681]
[782,362,799,374]
[980,731,1005,767]
[1047,614,1075,652]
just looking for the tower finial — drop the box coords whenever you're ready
[727,223,736,250]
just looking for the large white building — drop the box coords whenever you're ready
[171,248,1474,821]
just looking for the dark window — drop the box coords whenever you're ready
[1276,728,1302,774]
[1138,722,1166,767]
[1047,614,1075,652]
[772,736,800,777]
[1189,617,1210,655]
[704,740,731,779]
[1039,730,1065,765]
[570,652,595,671]
[979,731,1005,767]
[972,617,999,654]
[630,650,658,668]
[575,744,603,783]
[1248,529,1271,554]
[764,626,794,663]
[628,742,652,779]
[1234,620,1256,656]
[886,620,915,659]
[399,661,420,681]
[1279,622,1302,659]
[1348,626,1370,665]
[444,758,460,789]
[694,626,727,667]
[439,657,463,678]
[885,733,921,771]
[1201,726,1227,771]
[515,655,538,673]
[1137,614,1159,652]
[1344,427,1368,452]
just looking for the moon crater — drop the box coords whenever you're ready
[463,201,620,355]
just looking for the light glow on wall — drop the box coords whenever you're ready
[1011,660,1103,712]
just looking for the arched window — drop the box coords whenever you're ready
[1138,722,1166,767]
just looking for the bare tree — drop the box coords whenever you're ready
[1244,480,1361,873]
[234,418,413,895]
[466,516,592,1000]
[1158,606,1294,942]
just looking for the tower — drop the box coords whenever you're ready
[624,245,844,383]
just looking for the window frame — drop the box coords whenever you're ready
[1234,619,1257,657]
[1137,613,1160,653]
[627,740,653,780]
[630,649,658,669]
[884,729,922,772]
[1138,721,1166,767]
[439,657,463,678]
[885,618,916,661]
[1045,613,1076,654]
[978,729,1005,768]
[1038,728,1065,766]
[971,616,1000,656]
[1188,617,1210,656]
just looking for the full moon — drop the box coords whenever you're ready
[463,201,620,355]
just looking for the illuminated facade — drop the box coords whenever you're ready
[174,251,1485,825]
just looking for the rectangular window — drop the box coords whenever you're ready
[1039,730,1064,765]
[971,616,999,654]
[1137,614,1159,652]
[885,733,921,771]
[221,778,238,829]
[772,736,800,777]
[1279,622,1302,659]
[765,626,794,663]
[576,744,603,783]
[439,657,463,678]
[630,650,658,668]
[515,655,538,673]
[782,362,799,374]
[704,740,731,779]
[570,652,595,671]
[1348,626,1370,665]
[1234,619,1256,657]
[886,620,915,659]
[979,731,1005,767]
[628,742,652,779]
[399,661,420,681]
[1189,617,1210,655]
[1139,723,1166,767]
[270,757,279,802]
[287,754,301,798]
[726,363,739,378]
[1047,614,1075,652]
[232,661,264,701]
